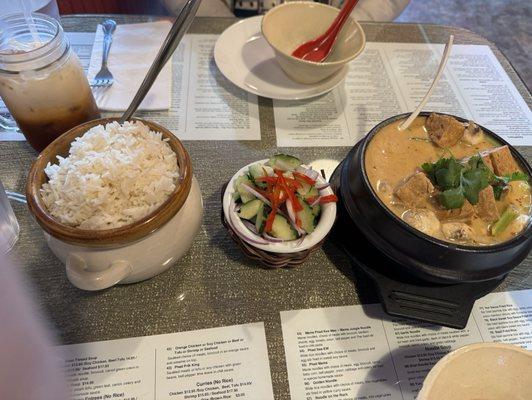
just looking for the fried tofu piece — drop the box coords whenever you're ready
[482,154,494,172]
[475,186,499,223]
[434,200,475,222]
[489,146,520,176]
[425,113,465,148]
[394,172,434,208]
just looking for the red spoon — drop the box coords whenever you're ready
[292,0,360,62]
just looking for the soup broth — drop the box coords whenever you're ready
[364,115,531,246]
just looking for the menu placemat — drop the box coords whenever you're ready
[280,289,532,400]
[1,33,260,142]
[274,43,532,147]
[59,322,274,400]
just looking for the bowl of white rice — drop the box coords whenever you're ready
[26,118,203,291]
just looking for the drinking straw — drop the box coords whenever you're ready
[20,0,41,45]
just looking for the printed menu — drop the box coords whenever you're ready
[274,43,532,147]
[280,289,532,400]
[59,322,274,400]
[1,33,260,142]
[135,34,260,141]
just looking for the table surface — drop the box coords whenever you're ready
[1,15,531,400]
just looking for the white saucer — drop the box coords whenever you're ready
[214,16,348,100]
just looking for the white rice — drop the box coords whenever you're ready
[41,121,179,230]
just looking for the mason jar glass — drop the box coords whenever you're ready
[0,13,100,151]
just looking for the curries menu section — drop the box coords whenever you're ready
[59,290,531,400]
[60,322,274,400]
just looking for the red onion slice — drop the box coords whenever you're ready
[242,220,259,235]
[242,184,271,206]
[262,233,285,242]
[316,183,330,190]
[295,235,306,246]
[310,197,321,207]
[296,166,320,181]
[286,198,306,236]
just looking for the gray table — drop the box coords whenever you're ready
[1,16,531,399]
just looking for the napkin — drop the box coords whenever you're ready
[87,21,173,111]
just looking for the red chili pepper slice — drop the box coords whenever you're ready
[319,194,338,204]
[264,208,277,233]
[305,196,318,204]
[277,171,302,211]
[265,182,282,233]
[293,171,316,185]
[252,186,271,201]
[283,176,302,189]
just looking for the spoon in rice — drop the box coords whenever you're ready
[119,0,202,123]
[398,35,454,131]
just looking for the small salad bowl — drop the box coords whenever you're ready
[222,155,337,265]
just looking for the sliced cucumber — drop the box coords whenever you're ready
[254,202,266,233]
[235,175,255,203]
[238,199,263,220]
[311,203,321,217]
[268,154,301,171]
[303,186,319,201]
[271,214,297,240]
[296,197,317,234]
[249,164,268,188]
[296,180,312,197]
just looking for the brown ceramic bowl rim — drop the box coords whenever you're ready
[26,117,193,247]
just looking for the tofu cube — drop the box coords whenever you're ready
[394,172,435,208]
[425,113,465,148]
[489,146,520,176]
[481,154,494,171]
[434,200,475,221]
[475,186,499,223]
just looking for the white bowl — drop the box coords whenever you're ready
[222,159,337,254]
[261,2,366,84]
[418,343,532,400]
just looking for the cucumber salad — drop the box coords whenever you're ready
[230,154,337,243]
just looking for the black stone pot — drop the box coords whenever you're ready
[330,112,532,284]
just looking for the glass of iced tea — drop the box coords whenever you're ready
[0,13,100,151]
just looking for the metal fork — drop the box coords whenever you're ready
[91,19,117,88]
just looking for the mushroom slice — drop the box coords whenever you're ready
[402,209,441,236]
[462,121,484,145]
[442,222,474,242]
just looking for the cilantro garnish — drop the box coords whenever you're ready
[492,171,529,200]
[422,155,492,209]
[422,154,529,209]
